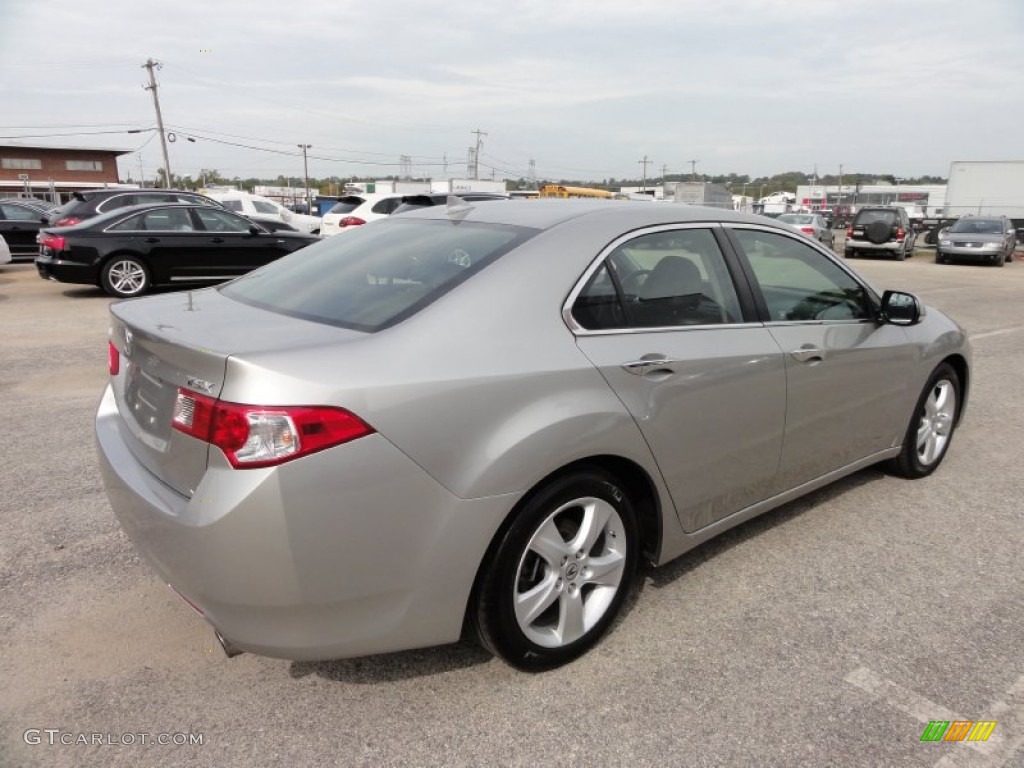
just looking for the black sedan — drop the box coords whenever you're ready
[1,199,50,260]
[36,203,320,297]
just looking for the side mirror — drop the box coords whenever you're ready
[880,290,924,326]
[248,225,261,235]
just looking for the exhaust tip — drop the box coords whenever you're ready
[214,629,243,659]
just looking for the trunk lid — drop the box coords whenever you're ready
[108,287,364,497]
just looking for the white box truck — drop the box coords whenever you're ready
[944,160,1024,221]
[926,161,1024,244]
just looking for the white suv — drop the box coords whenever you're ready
[320,194,407,236]
[203,191,322,234]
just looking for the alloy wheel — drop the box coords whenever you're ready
[513,496,627,648]
[916,379,956,466]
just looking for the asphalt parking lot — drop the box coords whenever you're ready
[1,243,1021,768]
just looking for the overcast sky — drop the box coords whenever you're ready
[1,0,1021,184]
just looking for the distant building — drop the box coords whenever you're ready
[0,143,134,202]
[794,183,947,217]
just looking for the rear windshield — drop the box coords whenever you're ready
[221,218,536,332]
[950,218,1003,234]
[855,210,898,225]
[327,198,363,214]
[780,214,814,225]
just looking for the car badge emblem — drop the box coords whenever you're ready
[123,328,133,358]
[187,377,215,394]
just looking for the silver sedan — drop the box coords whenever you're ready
[777,212,836,248]
[97,200,970,670]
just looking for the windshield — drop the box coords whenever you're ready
[780,215,814,225]
[950,218,1003,234]
[221,218,536,331]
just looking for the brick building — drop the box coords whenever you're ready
[0,143,135,202]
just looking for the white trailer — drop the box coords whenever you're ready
[944,161,1024,220]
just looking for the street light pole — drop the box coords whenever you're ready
[298,144,312,212]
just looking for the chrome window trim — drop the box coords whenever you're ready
[95,193,140,214]
[563,221,749,336]
[576,321,766,337]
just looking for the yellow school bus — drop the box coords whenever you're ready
[538,185,614,199]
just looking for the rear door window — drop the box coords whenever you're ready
[371,197,405,215]
[572,227,743,330]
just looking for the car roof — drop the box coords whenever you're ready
[398,198,788,231]
[53,202,233,229]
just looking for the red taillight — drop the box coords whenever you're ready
[39,233,67,251]
[108,342,119,376]
[339,216,366,228]
[800,227,815,234]
[846,226,853,238]
[53,217,81,227]
[896,227,906,241]
[171,388,374,468]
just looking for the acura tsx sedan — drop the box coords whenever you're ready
[96,200,970,670]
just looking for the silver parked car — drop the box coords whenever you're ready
[936,215,1016,266]
[97,201,971,670]
[777,212,835,248]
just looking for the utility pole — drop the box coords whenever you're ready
[687,159,698,182]
[298,144,312,211]
[638,155,651,191]
[660,164,668,181]
[471,128,487,180]
[142,59,172,188]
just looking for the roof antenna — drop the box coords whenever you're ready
[446,195,474,220]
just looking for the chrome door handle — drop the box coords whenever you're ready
[790,346,824,363]
[622,356,680,375]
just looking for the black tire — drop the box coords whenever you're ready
[994,253,1005,267]
[889,363,961,479]
[844,249,855,259]
[101,255,151,298]
[473,468,639,671]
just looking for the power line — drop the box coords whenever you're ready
[0,129,145,139]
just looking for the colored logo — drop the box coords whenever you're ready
[920,721,997,742]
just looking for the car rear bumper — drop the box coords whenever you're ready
[95,384,518,661]
[845,239,905,253]
[35,255,96,285]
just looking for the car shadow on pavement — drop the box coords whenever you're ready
[288,640,493,683]
[61,286,108,299]
[643,466,887,589]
